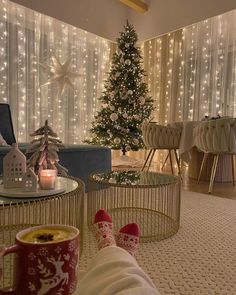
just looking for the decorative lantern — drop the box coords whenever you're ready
[3,143,26,188]
[22,167,38,192]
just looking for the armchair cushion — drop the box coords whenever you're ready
[142,123,182,150]
[193,117,236,154]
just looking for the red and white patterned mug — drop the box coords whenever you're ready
[0,224,80,295]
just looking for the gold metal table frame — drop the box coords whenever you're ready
[0,176,84,289]
[88,170,181,243]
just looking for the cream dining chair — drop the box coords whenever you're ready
[193,117,236,193]
[141,122,182,175]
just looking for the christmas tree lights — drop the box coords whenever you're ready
[85,22,154,155]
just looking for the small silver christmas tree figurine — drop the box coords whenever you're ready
[27,120,68,176]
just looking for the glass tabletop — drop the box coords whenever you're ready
[0,176,79,205]
[90,170,179,188]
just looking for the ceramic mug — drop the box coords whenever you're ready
[0,224,80,295]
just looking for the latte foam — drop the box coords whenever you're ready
[21,227,75,243]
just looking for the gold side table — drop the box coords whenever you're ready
[0,176,84,289]
[88,170,181,243]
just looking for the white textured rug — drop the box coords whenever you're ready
[80,191,236,295]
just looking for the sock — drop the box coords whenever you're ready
[93,209,116,250]
[116,223,140,256]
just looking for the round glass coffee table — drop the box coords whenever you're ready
[88,170,181,242]
[0,176,84,289]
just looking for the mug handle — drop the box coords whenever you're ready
[0,245,19,295]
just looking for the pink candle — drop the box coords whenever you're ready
[39,169,57,190]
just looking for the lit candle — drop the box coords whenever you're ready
[39,169,57,190]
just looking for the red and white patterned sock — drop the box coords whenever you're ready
[93,209,116,250]
[116,223,140,256]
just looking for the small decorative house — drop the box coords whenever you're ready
[22,167,38,192]
[3,143,26,188]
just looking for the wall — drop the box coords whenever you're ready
[129,0,236,41]
[10,0,128,41]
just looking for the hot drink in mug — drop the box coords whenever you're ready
[0,224,80,295]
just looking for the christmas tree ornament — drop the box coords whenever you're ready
[125,145,131,152]
[114,137,121,144]
[40,56,82,97]
[125,59,131,65]
[27,120,68,176]
[127,90,133,95]
[138,97,146,105]
[110,113,118,121]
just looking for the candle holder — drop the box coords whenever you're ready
[39,169,57,190]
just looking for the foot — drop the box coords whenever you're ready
[116,223,140,256]
[93,209,116,250]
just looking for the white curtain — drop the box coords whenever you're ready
[142,9,236,125]
[0,0,113,144]
[1,0,236,157]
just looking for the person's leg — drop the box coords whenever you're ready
[93,209,116,249]
[93,209,140,256]
[76,246,160,295]
[116,223,140,256]
[76,209,160,295]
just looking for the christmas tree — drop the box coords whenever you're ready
[85,22,154,155]
[27,120,68,175]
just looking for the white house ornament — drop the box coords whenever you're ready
[3,143,26,188]
[40,56,82,97]
[22,167,38,192]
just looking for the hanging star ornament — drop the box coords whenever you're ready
[40,56,82,97]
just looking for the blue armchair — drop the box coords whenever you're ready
[0,103,111,190]
[0,103,16,145]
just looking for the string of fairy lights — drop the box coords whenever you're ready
[0,0,111,144]
[143,9,236,124]
[1,0,236,145]
[140,9,236,169]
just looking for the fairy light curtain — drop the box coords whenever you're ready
[142,9,236,124]
[0,0,113,143]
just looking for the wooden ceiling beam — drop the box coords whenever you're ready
[119,0,148,13]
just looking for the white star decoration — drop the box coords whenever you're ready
[40,56,82,97]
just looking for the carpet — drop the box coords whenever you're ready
[80,190,236,295]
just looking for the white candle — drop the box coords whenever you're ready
[39,169,57,190]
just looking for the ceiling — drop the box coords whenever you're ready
[10,0,236,41]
